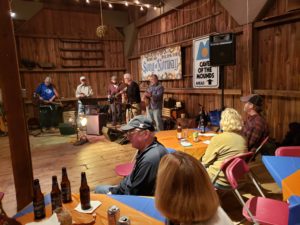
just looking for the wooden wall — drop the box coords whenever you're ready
[128,0,300,142]
[15,8,126,100]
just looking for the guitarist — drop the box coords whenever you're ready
[35,76,61,131]
[107,75,123,126]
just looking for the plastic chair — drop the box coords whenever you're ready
[115,150,138,177]
[275,146,300,157]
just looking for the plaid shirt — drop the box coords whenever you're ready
[243,114,269,152]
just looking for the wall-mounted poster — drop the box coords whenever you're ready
[141,46,182,81]
[193,36,219,88]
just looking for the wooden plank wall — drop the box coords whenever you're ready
[128,0,300,142]
[15,8,126,100]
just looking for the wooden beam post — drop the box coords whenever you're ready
[0,0,33,210]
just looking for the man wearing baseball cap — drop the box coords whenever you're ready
[95,115,168,196]
[241,94,269,152]
[75,76,93,114]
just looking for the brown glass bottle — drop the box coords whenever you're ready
[51,176,62,212]
[32,179,45,220]
[61,167,72,203]
[80,172,91,210]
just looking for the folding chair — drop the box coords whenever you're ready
[226,158,298,225]
[249,136,269,162]
[212,152,265,198]
[275,146,300,157]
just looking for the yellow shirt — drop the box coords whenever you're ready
[201,132,247,186]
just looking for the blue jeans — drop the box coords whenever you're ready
[78,101,85,114]
[146,107,164,131]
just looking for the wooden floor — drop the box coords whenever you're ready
[0,131,135,216]
[0,131,282,224]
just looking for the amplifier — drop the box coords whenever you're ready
[86,113,107,135]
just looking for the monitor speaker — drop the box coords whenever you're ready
[209,33,236,66]
[102,126,124,142]
[86,113,107,135]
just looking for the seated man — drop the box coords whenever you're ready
[200,108,247,187]
[95,115,168,196]
[35,76,61,131]
[241,94,269,152]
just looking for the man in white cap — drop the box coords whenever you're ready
[240,94,269,152]
[75,76,93,114]
[95,115,168,196]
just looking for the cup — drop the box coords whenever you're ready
[183,129,188,139]
[181,113,185,119]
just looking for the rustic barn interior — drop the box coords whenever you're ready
[0,0,299,223]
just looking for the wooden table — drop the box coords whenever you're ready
[155,129,214,159]
[16,194,164,225]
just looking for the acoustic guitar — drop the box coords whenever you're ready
[0,116,7,133]
[142,93,151,107]
[108,86,127,104]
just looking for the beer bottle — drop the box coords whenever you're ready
[61,167,72,203]
[80,172,91,210]
[32,179,45,220]
[51,176,62,212]
[176,123,182,139]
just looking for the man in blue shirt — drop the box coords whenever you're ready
[143,74,164,131]
[35,77,60,131]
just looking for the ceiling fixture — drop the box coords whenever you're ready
[96,0,107,38]
[140,6,143,11]
[124,1,128,6]
[108,2,113,8]
[86,0,90,3]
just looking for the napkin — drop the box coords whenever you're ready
[180,140,192,147]
[75,201,102,214]
[26,213,60,225]
[198,133,217,137]
[203,140,211,145]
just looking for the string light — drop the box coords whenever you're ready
[10,11,16,18]
[81,0,162,11]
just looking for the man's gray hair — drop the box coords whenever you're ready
[123,73,131,80]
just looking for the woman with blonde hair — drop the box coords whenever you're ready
[201,108,247,187]
[155,152,233,225]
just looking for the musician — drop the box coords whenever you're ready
[107,75,122,126]
[143,74,164,131]
[35,76,61,131]
[123,73,141,122]
[75,76,93,114]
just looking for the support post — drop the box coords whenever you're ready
[0,0,33,210]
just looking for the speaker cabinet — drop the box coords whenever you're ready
[86,113,107,135]
[209,33,236,66]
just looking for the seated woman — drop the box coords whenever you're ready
[201,108,247,187]
[155,152,233,225]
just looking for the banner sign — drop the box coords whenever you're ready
[193,36,219,88]
[141,46,182,80]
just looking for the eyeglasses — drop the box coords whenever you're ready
[126,128,143,137]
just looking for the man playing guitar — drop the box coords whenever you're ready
[35,76,61,131]
[107,75,126,126]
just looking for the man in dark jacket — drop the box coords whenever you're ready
[95,115,168,196]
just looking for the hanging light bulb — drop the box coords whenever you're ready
[153,6,157,10]
[108,3,113,8]
[10,11,16,18]
[135,0,140,4]
[140,6,144,11]
[145,4,150,8]
[86,0,90,3]
[124,1,128,6]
